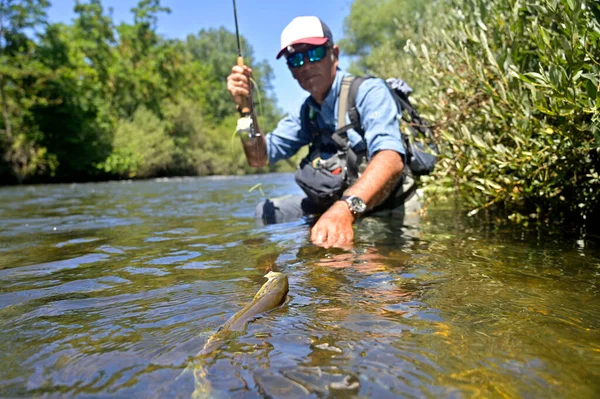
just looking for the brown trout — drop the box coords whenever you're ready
[198,270,289,355]
[188,271,289,399]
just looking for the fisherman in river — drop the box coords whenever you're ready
[227,16,421,248]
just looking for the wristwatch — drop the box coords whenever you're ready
[341,195,367,216]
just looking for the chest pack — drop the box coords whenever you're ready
[294,75,438,207]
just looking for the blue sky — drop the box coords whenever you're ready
[48,0,354,114]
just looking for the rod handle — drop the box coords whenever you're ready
[236,56,252,115]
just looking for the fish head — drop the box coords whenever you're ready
[253,272,288,302]
[264,270,281,280]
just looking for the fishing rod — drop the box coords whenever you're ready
[232,0,266,166]
[232,0,253,117]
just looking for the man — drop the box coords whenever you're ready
[227,16,419,248]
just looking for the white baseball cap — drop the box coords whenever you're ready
[276,16,334,59]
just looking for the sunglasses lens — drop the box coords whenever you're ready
[308,46,327,62]
[287,53,304,68]
[286,46,328,68]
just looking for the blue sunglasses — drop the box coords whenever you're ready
[286,45,329,68]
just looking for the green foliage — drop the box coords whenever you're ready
[340,0,432,73]
[0,0,58,182]
[161,97,247,176]
[33,22,114,180]
[0,0,282,184]
[185,27,279,124]
[98,106,174,177]
[344,0,600,226]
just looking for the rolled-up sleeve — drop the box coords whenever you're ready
[266,108,312,165]
[354,79,406,161]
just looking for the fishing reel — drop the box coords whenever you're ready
[236,115,262,144]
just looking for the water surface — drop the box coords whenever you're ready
[0,174,598,398]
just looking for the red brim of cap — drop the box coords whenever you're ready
[276,37,329,59]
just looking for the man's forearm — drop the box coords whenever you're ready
[343,150,404,210]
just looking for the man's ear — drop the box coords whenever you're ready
[332,45,340,61]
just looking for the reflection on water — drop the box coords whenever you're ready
[0,174,599,398]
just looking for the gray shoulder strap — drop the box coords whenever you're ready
[337,76,355,130]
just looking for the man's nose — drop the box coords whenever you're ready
[293,54,310,69]
[299,55,318,70]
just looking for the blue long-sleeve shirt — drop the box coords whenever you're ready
[266,70,406,165]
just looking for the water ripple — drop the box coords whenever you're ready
[0,254,109,279]
[0,176,599,398]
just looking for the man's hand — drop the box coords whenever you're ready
[310,201,355,249]
[310,150,404,249]
[227,65,252,107]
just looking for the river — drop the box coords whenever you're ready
[0,173,598,398]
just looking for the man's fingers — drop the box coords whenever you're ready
[231,65,253,78]
[227,63,255,105]
[310,213,354,249]
[229,86,250,97]
[311,228,345,249]
[332,233,353,249]
[227,74,251,100]
[227,76,249,88]
[310,229,324,245]
[311,225,329,247]
[231,65,249,74]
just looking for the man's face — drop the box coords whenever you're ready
[286,43,339,103]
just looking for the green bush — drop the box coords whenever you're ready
[1,1,283,183]
[360,0,599,226]
[98,106,175,178]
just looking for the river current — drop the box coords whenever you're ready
[0,174,598,398]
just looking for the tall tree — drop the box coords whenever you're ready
[110,0,174,117]
[339,0,431,73]
[185,27,278,124]
[28,0,118,180]
[0,0,54,182]
[73,0,115,85]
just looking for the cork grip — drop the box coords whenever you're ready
[236,56,252,115]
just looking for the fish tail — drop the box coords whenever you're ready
[192,363,213,399]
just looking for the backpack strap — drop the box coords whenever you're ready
[336,76,354,131]
[342,75,414,187]
[327,76,365,180]
[345,76,371,136]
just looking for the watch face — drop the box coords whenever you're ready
[350,196,367,213]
